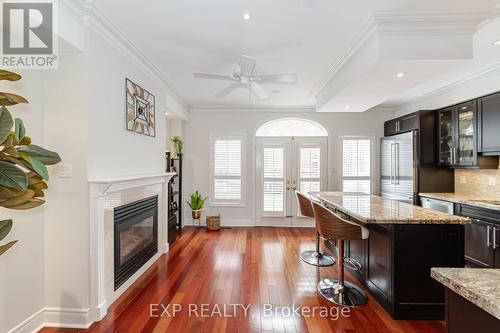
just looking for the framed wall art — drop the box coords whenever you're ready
[125,78,156,137]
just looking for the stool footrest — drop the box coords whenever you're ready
[300,250,335,267]
[318,278,367,307]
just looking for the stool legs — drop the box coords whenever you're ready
[300,232,335,267]
[317,240,367,307]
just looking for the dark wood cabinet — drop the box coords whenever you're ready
[464,220,495,268]
[479,92,500,155]
[459,204,500,268]
[445,288,500,333]
[367,226,392,302]
[437,101,479,167]
[384,112,419,136]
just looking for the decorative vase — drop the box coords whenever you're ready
[192,209,201,219]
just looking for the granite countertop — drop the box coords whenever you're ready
[309,192,470,224]
[420,192,500,212]
[431,268,500,320]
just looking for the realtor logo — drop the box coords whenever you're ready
[1,0,58,69]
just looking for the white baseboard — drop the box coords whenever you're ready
[183,218,315,228]
[8,307,92,333]
[183,218,254,227]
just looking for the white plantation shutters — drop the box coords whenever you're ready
[342,139,372,194]
[211,137,243,204]
[262,147,285,213]
[299,147,321,193]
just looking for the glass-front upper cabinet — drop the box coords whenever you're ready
[437,101,477,167]
[438,109,454,165]
[457,102,476,166]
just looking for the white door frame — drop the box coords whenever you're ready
[255,136,327,227]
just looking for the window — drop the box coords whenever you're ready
[341,138,372,194]
[299,147,321,193]
[256,118,327,137]
[210,135,244,205]
[262,147,285,212]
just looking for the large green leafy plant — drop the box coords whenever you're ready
[0,69,61,256]
[187,191,207,211]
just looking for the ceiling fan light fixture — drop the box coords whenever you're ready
[243,13,251,20]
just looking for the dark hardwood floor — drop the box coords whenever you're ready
[40,227,445,333]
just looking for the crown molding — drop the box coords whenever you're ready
[65,0,189,113]
[190,105,316,113]
[310,10,500,98]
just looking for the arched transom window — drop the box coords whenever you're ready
[256,118,328,137]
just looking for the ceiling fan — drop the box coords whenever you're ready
[193,55,297,100]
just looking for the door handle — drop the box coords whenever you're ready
[390,143,395,184]
[494,227,498,249]
[487,225,491,248]
[395,143,400,184]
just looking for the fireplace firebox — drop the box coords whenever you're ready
[114,196,158,290]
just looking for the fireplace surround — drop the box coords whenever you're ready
[114,196,158,289]
[89,173,175,324]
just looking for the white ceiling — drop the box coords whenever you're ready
[93,0,500,111]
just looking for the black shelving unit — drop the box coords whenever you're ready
[166,152,182,244]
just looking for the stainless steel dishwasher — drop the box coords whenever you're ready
[420,197,454,214]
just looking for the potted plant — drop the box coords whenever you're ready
[170,136,183,159]
[0,69,61,256]
[187,191,207,219]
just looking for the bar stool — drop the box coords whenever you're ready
[296,191,335,267]
[312,201,369,307]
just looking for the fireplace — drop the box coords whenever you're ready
[114,195,158,290]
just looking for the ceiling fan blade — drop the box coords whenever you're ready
[256,74,297,83]
[215,82,241,98]
[193,72,235,80]
[238,55,256,76]
[249,81,269,100]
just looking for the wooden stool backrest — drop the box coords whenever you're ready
[312,201,363,241]
[296,191,314,218]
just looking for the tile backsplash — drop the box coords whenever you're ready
[455,165,500,199]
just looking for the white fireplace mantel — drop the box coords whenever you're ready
[88,173,175,323]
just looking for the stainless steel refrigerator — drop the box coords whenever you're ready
[381,131,417,204]
[381,130,455,204]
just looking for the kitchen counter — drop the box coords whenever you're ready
[308,192,467,320]
[431,268,500,320]
[420,192,500,212]
[310,192,470,224]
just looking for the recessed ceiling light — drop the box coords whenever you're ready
[344,105,350,109]
[165,112,169,116]
[493,39,500,46]
[243,13,251,20]
[396,72,406,78]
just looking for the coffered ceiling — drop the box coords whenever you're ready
[92,0,500,112]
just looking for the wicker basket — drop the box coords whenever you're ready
[206,215,221,231]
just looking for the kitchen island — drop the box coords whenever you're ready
[309,192,470,320]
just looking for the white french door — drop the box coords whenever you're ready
[256,137,327,227]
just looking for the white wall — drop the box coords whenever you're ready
[86,29,169,179]
[43,46,90,314]
[0,71,46,333]
[182,110,393,226]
